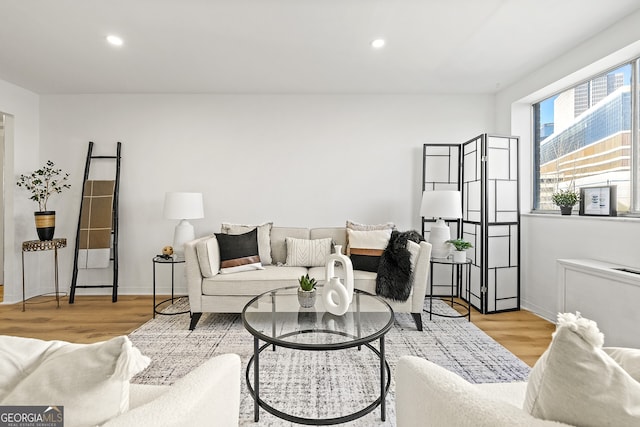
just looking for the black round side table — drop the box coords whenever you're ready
[426,257,472,321]
[152,256,189,317]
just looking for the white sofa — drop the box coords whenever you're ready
[185,226,432,330]
[0,333,241,427]
[104,353,241,426]
[395,356,571,427]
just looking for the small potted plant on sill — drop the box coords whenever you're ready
[551,189,580,216]
[16,160,71,241]
[297,274,317,308]
[445,239,473,263]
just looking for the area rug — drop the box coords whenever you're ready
[129,299,530,426]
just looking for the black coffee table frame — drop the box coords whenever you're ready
[242,287,393,425]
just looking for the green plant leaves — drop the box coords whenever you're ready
[298,274,317,291]
[551,189,580,207]
[16,160,71,211]
[445,239,473,251]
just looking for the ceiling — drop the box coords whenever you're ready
[1,0,639,95]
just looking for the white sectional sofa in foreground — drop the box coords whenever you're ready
[396,312,640,426]
[395,356,569,426]
[0,335,241,427]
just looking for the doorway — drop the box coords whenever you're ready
[0,113,5,301]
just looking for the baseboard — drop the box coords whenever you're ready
[521,299,556,323]
[68,285,188,296]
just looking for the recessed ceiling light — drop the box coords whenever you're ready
[106,35,123,46]
[371,39,385,49]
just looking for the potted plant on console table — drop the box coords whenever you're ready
[16,160,71,241]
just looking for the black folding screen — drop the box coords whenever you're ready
[422,144,462,297]
[423,135,520,314]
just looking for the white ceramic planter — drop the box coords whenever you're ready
[297,288,316,308]
[452,250,467,263]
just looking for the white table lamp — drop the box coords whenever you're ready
[163,192,204,259]
[420,191,462,259]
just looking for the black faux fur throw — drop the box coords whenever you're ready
[376,230,424,301]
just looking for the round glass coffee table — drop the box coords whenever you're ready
[242,286,394,425]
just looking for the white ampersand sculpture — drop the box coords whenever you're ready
[322,245,354,315]
[323,277,350,316]
[325,245,354,302]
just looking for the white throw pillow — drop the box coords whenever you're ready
[604,347,640,382]
[524,312,640,426]
[346,228,392,272]
[345,220,395,231]
[195,235,219,277]
[285,237,332,267]
[345,220,395,255]
[221,222,273,265]
[0,335,150,427]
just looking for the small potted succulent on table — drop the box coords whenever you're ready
[297,274,317,308]
[445,239,473,263]
[551,189,580,215]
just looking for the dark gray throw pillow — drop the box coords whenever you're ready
[214,228,264,274]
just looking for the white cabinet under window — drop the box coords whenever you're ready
[558,259,640,348]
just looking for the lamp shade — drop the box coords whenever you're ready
[163,192,204,220]
[164,192,204,260]
[420,191,462,219]
[420,191,462,259]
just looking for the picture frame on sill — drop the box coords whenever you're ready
[579,185,617,217]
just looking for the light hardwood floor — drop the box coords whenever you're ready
[0,295,555,367]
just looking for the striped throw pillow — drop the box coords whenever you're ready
[214,228,264,274]
[347,228,392,272]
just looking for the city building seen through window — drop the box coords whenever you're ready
[533,59,638,214]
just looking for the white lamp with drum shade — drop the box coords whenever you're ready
[163,192,204,259]
[420,190,462,259]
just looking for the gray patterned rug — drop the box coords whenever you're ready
[129,299,530,426]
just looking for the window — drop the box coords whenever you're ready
[533,60,638,214]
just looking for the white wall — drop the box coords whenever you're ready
[15,93,493,300]
[0,79,40,303]
[495,9,640,321]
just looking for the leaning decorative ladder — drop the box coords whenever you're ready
[69,141,122,303]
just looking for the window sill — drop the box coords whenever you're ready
[523,212,640,222]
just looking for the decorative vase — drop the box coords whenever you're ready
[34,210,55,241]
[322,277,350,316]
[297,288,316,308]
[452,250,466,263]
[560,206,573,215]
[325,245,354,303]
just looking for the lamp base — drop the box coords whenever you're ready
[429,218,452,259]
[173,219,195,259]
